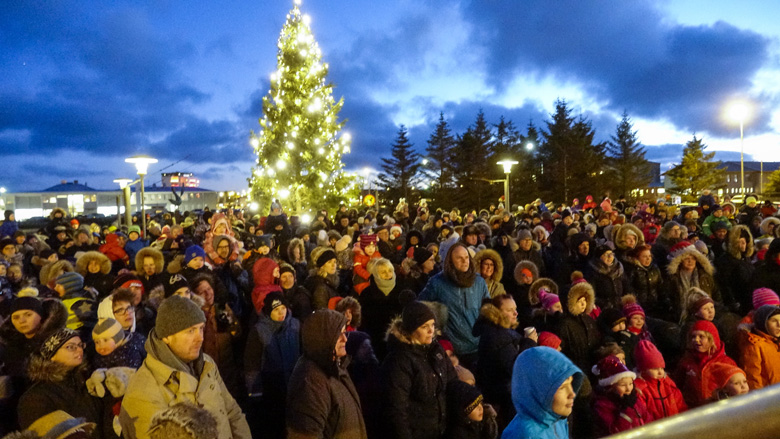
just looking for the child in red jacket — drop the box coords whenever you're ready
[592,355,652,437]
[633,340,687,421]
[352,234,381,295]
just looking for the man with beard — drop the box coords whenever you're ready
[419,242,489,369]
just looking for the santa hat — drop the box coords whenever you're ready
[390,224,403,236]
[670,241,702,261]
[592,355,636,387]
[634,340,665,370]
[752,288,780,310]
[622,295,645,320]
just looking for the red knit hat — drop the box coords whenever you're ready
[752,288,780,310]
[538,331,561,350]
[438,339,454,353]
[634,340,665,370]
[690,320,722,350]
[702,362,745,400]
[621,295,645,320]
[359,234,378,249]
[592,355,636,387]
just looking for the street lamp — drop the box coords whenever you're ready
[726,100,753,195]
[125,155,157,238]
[497,160,518,209]
[113,178,134,228]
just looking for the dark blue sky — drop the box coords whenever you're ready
[1,0,778,191]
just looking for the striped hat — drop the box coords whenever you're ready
[752,288,780,310]
[92,318,125,345]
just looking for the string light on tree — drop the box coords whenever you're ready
[248,0,357,213]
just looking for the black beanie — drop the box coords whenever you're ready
[401,301,436,334]
[11,296,43,316]
[412,247,434,266]
[598,308,626,332]
[447,380,483,418]
[262,291,287,316]
[316,249,337,268]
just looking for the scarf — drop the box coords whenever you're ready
[147,328,205,378]
[375,274,396,296]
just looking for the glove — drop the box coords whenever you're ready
[105,367,136,398]
[86,368,107,398]
[617,390,638,410]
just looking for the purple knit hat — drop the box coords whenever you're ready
[753,288,780,310]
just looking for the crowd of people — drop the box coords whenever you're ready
[1,190,780,439]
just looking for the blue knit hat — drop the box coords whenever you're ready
[184,245,206,264]
[55,272,84,296]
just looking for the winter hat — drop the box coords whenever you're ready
[538,331,562,350]
[128,225,141,236]
[584,223,597,236]
[598,308,626,331]
[634,340,665,370]
[92,318,125,344]
[113,273,143,291]
[592,354,636,387]
[661,220,681,235]
[262,291,287,316]
[753,305,780,335]
[621,295,645,320]
[752,288,780,310]
[669,241,696,259]
[516,229,532,241]
[447,380,483,418]
[746,196,757,205]
[690,320,722,350]
[55,272,84,296]
[359,234,378,249]
[592,245,612,261]
[255,234,272,249]
[164,274,190,298]
[316,249,337,268]
[412,247,434,266]
[539,291,560,312]
[155,295,206,339]
[390,224,403,236]
[711,204,723,212]
[11,296,43,316]
[693,240,709,255]
[401,301,436,334]
[438,339,454,353]
[39,327,80,360]
[148,402,218,439]
[686,288,714,317]
[27,410,96,439]
[702,362,746,400]
[279,263,296,278]
[184,245,206,264]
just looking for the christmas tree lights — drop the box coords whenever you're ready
[249,0,357,214]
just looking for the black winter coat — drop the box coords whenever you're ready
[627,261,668,318]
[752,259,780,298]
[382,318,458,439]
[715,253,755,311]
[472,304,521,411]
[556,313,600,374]
[587,259,631,310]
[359,276,404,361]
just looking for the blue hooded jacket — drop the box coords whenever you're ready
[501,347,583,439]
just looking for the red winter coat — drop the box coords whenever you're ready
[251,257,281,314]
[634,376,687,421]
[674,346,737,407]
[99,234,129,263]
[592,388,652,437]
[352,245,381,295]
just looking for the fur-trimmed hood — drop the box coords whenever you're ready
[726,224,755,259]
[667,246,714,276]
[385,316,414,345]
[287,237,306,263]
[760,217,779,236]
[134,247,165,274]
[513,260,539,284]
[27,354,86,383]
[49,207,67,220]
[614,223,645,251]
[528,278,559,306]
[39,260,75,287]
[479,303,513,329]
[567,279,595,316]
[473,249,504,283]
[75,251,111,276]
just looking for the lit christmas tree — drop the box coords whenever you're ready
[249,0,357,214]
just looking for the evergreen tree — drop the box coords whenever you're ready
[452,110,494,210]
[666,136,727,202]
[248,1,357,214]
[424,112,456,201]
[766,169,780,196]
[536,100,607,203]
[605,111,652,200]
[377,125,421,204]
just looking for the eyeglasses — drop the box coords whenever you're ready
[62,342,86,352]
[113,305,135,316]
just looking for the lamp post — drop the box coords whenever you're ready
[113,178,134,228]
[125,155,157,238]
[497,160,519,209]
[726,100,752,195]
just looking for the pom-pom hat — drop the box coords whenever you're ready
[592,354,636,387]
[634,340,665,370]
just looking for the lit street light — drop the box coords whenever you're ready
[497,160,519,209]
[726,100,753,195]
[125,155,158,238]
